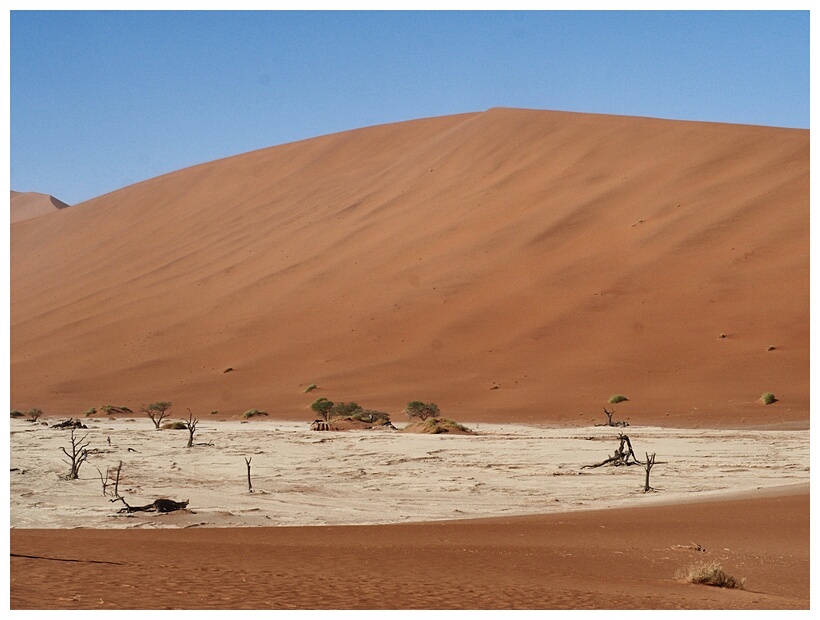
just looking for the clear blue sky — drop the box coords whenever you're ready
[9,9,811,206]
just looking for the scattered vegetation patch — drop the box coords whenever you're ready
[83,407,97,417]
[10,410,24,418]
[304,383,318,393]
[242,409,269,419]
[402,417,473,435]
[162,421,187,430]
[760,392,777,405]
[99,405,132,415]
[676,562,745,589]
[608,394,629,404]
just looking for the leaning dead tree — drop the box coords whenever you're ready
[583,433,643,468]
[60,427,90,479]
[644,452,657,492]
[596,408,629,428]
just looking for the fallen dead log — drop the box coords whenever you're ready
[112,497,189,514]
[52,418,87,429]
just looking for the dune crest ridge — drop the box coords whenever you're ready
[10,190,71,223]
[10,108,809,426]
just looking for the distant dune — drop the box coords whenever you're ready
[9,108,809,426]
[10,190,70,223]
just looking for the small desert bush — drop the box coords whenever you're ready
[406,417,471,434]
[304,383,318,393]
[162,421,187,430]
[676,562,744,589]
[608,394,629,404]
[243,409,269,419]
[83,407,97,417]
[761,392,777,405]
[10,410,24,418]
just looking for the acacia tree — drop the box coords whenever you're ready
[311,397,334,422]
[404,401,440,422]
[27,408,44,423]
[141,401,172,429]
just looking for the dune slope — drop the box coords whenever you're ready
[10,190,70,223]
[10,108,809,426]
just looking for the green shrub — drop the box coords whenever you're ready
[243,409,269,419]
[608,394,629,404]
[10,410,24,418]
[676,562,744,589]
[761,392,777,405]
[83,407,97,417]
[330,402,363,418]
[304,383,318,393]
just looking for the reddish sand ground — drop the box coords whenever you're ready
[9,109,810,610]
[10,489,809,609]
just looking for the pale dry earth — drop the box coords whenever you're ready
[10,419,809,529]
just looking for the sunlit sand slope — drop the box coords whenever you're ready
[10,108,809,425]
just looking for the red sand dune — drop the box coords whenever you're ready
[10,190,70,223]
[10,108,809,427]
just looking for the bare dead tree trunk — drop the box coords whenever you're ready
[60,427,90,479]
[185,409,199,448]
[112,461,122,498]
[644,452,657,492]
[245,457,253,492]
[96,467,111,496]
[603,407,614,425]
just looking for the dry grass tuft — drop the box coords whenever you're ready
[676,561,745,589]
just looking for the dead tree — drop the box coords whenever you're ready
[96,461,123,498]
[583,433,642,468]
[596,408,629,428]
[96,467,111,496]
[245,457,253,492]
[644,452,657,492]
[60,427,90,479]
[184,409,199,448]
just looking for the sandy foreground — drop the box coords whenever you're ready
[9,418,811,610]
[9,418,809,529]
